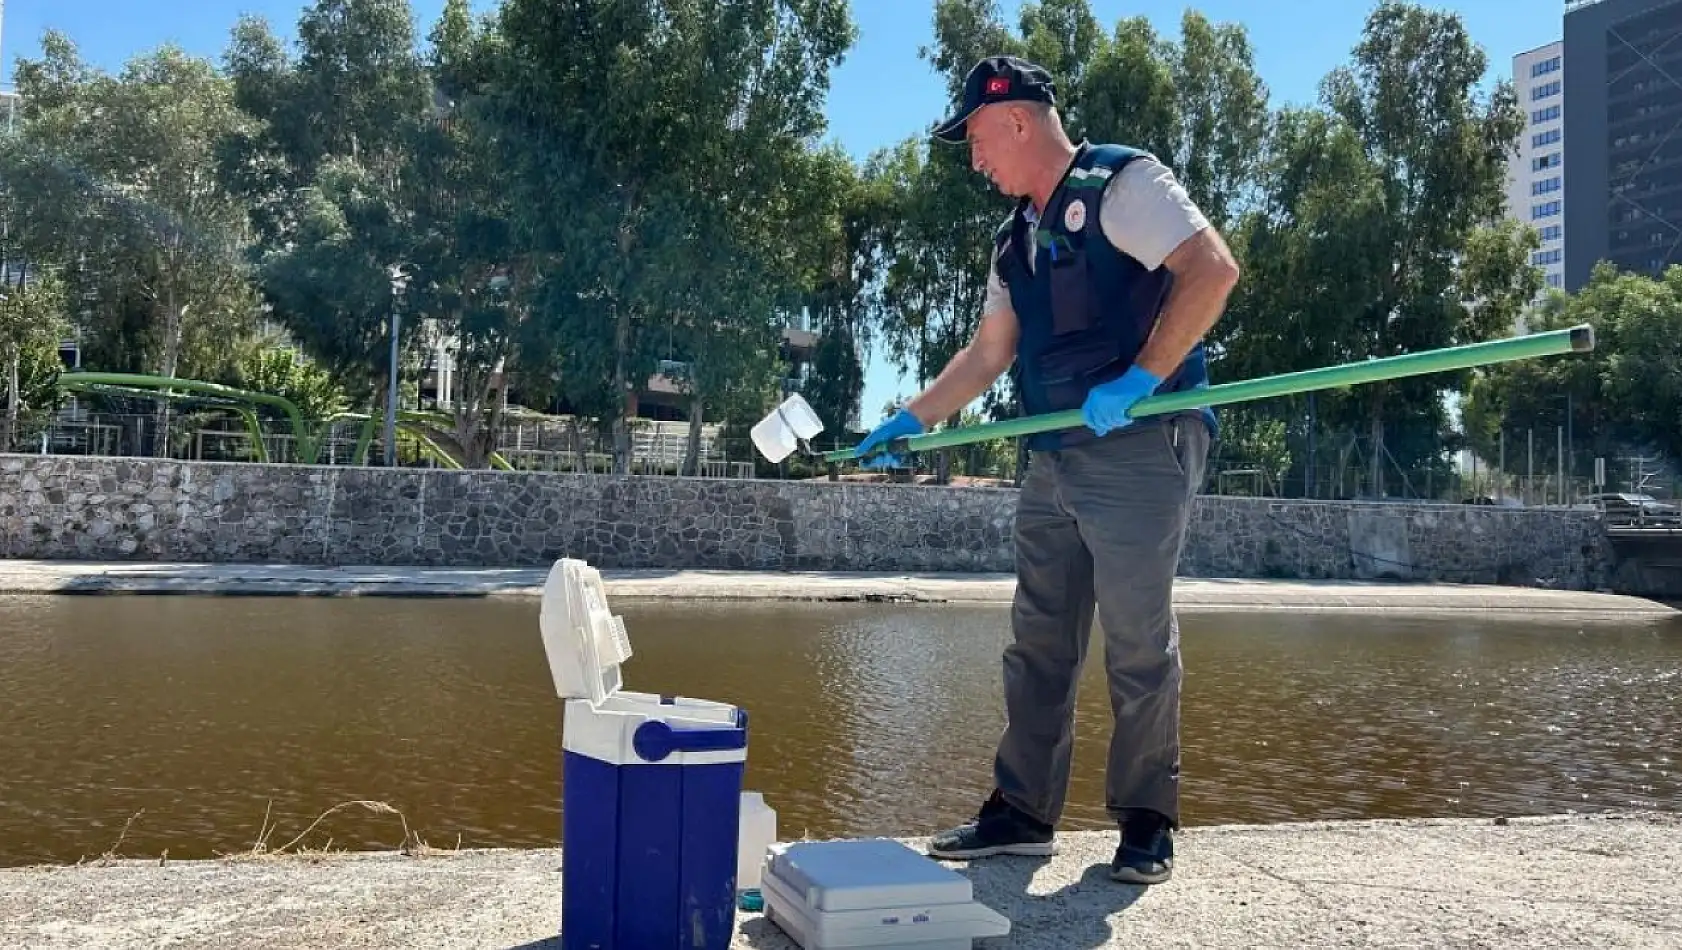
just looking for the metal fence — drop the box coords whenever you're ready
[13,406,1677,503]
[1198,419,1678,506]
[16,409,763,479]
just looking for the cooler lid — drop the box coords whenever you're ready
[538,557,632,705]
[765,838,974,912]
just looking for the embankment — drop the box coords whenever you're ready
[4,455,1640,592]
[1,813,1677,949]
[0,561,1675,619]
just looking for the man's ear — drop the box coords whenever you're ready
[1007,105,1035,140]
[1009,102,1052,140]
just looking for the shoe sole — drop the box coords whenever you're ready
[1108,866,1172,885]
[927,841,1057,860]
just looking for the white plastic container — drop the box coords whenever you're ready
[540,557,749,950]
[738,791,778,891]
[539,558,632,706]
[750,393,825,463]
[761,838,1011,949]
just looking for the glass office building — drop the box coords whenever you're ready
[1563,0,1682,289]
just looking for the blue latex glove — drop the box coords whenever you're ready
[1081,365,1162,437]
[853,408,925,470]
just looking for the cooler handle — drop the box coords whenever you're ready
[632,710,747,762]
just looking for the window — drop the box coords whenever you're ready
[1533,128,1562,148]
[1531,80,1561,101]
[1547,273,1563,288]
[1531,200,1561,219]
[1532,249,1562,266]
[1531,56,1561,78]
[1531,176,1561,195]
[1540,225,1562,241]
[1532,152,1561,171]
[1532,104,1561,124]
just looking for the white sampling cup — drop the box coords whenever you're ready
[750,394,825,463]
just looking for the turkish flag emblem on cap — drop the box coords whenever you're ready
[985,76,1010,95]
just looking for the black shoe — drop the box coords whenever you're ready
[926,790,1056,860]
[1110,809,1174,884]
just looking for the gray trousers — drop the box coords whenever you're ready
[993,410,1209,830]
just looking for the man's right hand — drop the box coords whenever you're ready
[852,408,925,470]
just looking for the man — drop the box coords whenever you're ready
[852,56,1239,885]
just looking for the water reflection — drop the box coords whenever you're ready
[0,593,1677,866]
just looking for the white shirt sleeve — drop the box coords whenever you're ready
[983,256,1014,317]
[1097,157,1211,271]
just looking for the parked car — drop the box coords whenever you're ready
[1585,492,1682,526]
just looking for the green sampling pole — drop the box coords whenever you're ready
[828,324,1594,464]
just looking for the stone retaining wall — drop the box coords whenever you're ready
[0,454,1616,589]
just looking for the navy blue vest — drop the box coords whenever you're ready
[994,143,1215,451]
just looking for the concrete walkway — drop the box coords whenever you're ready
[1,813,1677,948]
[0,559,1675,618]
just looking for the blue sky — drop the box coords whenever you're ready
[2,1,1565,428]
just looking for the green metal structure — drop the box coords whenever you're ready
[56,371,513,469]
[828,324,1596,463]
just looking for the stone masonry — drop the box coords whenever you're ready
[0,454,1617,589]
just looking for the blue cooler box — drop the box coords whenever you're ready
[539,558,748,950]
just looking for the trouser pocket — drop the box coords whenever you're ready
[1157,416,1187,478]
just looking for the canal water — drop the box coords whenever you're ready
[1,594,1678,867]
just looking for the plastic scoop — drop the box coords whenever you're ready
[750,393,826,463]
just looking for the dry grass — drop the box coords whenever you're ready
[65,800,465,869]
[73,809,149,868]
[222,798,463,864]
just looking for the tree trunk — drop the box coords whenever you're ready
[154,296,185,460]
[454,410,484,469]
[455,368,501,470]
[1368,406,1385,500]
[2,346,19,453]
[611,302,631,475]
[1337,436,1356,499]
[478,385,504,470]
[938,410,960,484]
[610,187,641,478]
[683,396,704,477]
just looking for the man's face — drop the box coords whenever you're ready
[966,104,1031,196]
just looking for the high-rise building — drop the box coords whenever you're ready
[1563,0,1682,290]
[1507,41,1567,293]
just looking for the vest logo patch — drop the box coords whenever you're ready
[1063,198,1087,232]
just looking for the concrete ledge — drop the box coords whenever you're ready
[2,812,1677,948]
[0,560,1675,618]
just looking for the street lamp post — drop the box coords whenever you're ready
[385,264,413,468]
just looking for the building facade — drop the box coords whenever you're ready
[1507,41,1568,293]
[1563,0,1682,290]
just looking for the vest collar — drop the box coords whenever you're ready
[1022,139,1093,224]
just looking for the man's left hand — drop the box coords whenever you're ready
[1081,365,1162,437]
[853,408,925,469]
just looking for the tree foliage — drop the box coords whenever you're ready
[1214,2,1536,496]
[5,33,261,452]
[451,0,856,473]
[8,0,1660,495]
[221,0,432,404]
[1464,263,1682,488]
[0,269,71,451]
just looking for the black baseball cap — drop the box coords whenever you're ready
[931,56,1058,144]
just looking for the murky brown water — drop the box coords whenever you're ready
[1,594,1679,867]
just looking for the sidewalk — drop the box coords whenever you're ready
[0,559,1675,618]
[2,813,1677,948]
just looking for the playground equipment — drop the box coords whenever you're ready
[54,371,513,469]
